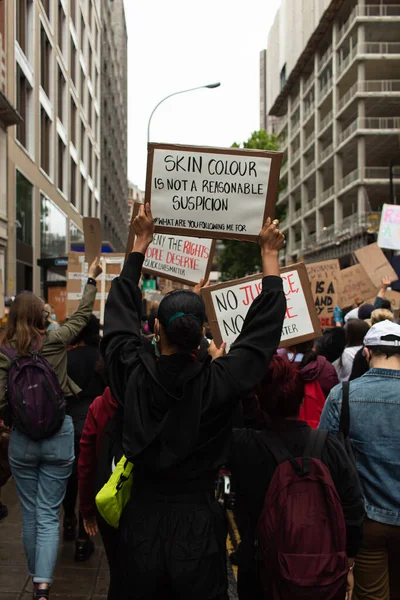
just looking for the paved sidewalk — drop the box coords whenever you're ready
[0,480,238,599]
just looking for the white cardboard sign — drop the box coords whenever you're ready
[145,143,283,242]
[142,234,215,286]
[202,263,321,351]
[377,204,400,251]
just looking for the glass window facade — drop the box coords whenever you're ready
[40,194,67,257]
[16,170,33,246]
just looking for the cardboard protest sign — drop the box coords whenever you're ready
[145,142,283,242]
[201,263,321,351]
[377,204,400,251]
[306,259,341,328]
[354,243,397,288]
[339,264,378,309]
[83,218,102,266]
[143,234,215,287]
[125,202,142,263]
[66,252,124,324]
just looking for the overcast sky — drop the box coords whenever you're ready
[123,0,280,189]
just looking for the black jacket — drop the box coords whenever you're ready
[230,421,365,559]
[101,252,287,489]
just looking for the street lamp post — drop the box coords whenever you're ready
[147,83,221,144]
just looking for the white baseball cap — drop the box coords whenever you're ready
[364,320,400,347]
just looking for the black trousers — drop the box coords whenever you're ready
[98,512,120,600]
[117,491,229,600]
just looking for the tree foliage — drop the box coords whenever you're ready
[219,130,284,281]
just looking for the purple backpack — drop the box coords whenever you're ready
[1,346,65,440]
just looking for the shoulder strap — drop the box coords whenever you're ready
[258,429,293,465]
[303,429,328,461]
[339,382,350,437]
[0,346,17,360]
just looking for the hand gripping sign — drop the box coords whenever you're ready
[201,263,321,351]
[145,142,283,242]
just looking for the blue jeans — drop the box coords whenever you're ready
[9,416,74,584]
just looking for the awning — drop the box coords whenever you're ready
[0,91,23,128]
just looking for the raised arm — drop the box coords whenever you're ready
[101,204,155,405]
[52,258,102,345]
[374,276,391,309]
[210,219,287,400]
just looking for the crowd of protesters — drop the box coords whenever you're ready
[0,204,399,600]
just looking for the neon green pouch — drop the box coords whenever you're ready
[95,455,134,528]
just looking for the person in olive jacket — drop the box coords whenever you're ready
[0,258,102,600]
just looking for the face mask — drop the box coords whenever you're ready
[151,336,160,358]
[51,314,57,321]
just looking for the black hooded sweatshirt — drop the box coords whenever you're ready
[101,252,287,492]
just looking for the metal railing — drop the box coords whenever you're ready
[338,82,358,112]
[339,119,358,144]
[337,8,357,42]
[360,4,400,17]
[364,166,400,178]
[318,224,335,240]
[319,78,333,102]
[360,42,400,55]
[291,120,301,137]
[280,161,289,177]
[276,115,289,137]
[320,143,334,161]
[291,96,301,115]
[304,198,316,213]
[305,232,317,247]
[293,208,302,221]
[280,219,288,230]
[340,168,360,189]
[292,173,301,188]
[293,240,302,251]
[305,159,316,174]
[303,102,315,122]
[319,46,333,73]
[339,80,400,112]
[321,185,335,202]
[319,110,333,132]
[337,45,358,75]
[292,147,301,163]
[360,116,400,129]
[304,131,315,151]
[303,72,315,97]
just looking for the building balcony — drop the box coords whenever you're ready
[319,78,333,104]
[318,224,335,242]
[291,120,301,138]
[292,173,302,189]
[304,131,315,152]
[338,166,400,194]
[276,115,289,137]
[303,72,315,97]
[291,96,301,116]
[339,119,358,144]
[304,198,316,214]
[319,45,333,73]
[360,42,400,56]
[280,219,288,231]
[337,45,358,76]
[293,208,302,221]
[319,110,333,135]
[303,102,315,123]
[320,142,334,163]
[305,232,317,248]
[292,147,301,164]
[321,185,335,203]
[280,161,289,178]
[337,5,400,46]
[293,240,302,252]
[278,187,290,204]
[305,159,316,175]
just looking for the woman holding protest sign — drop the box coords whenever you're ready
[101,203,286,599]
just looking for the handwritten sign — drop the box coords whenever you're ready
[377,204,400,251]
[66,252,124,324]
[143,234,215,286]
[201,263,321,351]
[339,264,378,308]
[145,143,283,242]
[354,243,397,288]
[306,259,341,328]
[83,218,102,266]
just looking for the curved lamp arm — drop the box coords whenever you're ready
[147,83,221,143]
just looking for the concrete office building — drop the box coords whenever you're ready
[6,0,101,295]
[261,0,400,264]
[127,180,144,224]
[0,0,22,284]
[100,0,128,252]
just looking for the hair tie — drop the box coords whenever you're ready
[168,312,199,326]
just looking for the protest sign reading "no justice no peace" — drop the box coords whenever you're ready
[201,263,321,351]
[145,143,283,242]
